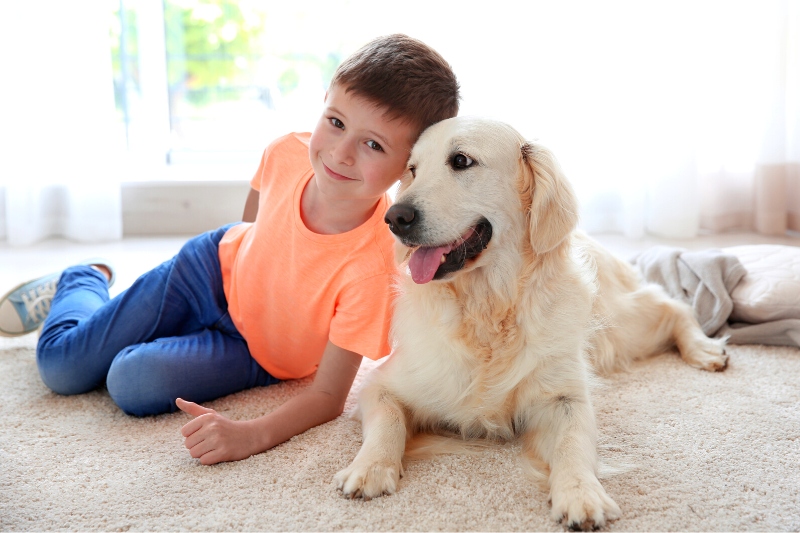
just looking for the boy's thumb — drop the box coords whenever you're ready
[176,397,215,416]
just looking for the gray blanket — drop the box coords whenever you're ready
[631,246,800,347]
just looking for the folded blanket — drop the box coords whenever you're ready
[631,246,746,337]
[718,319,800,347]
[631,245,800,348]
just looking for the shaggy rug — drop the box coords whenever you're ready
[1,332,799,532]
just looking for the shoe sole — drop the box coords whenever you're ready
[0,277,55,337]
[0,261,115,338]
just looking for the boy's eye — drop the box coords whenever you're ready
[330,118,344,129]
[366,140,383,152]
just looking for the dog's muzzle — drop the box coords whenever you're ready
[384,204,418,238]
[385,203,492,284]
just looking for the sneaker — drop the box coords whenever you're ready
[0,273,60,336]
[0,260,116,337]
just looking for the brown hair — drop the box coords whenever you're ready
[329,34,460,137]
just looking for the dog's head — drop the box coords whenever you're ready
[385,116,578,284]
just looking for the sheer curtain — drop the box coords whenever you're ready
[693,0,800,238]
[1,1,795,245]
[0,1,122,246]
[400,0,800,239]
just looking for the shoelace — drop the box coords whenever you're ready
[20,279,57,324]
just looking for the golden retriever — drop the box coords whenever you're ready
[334,116,728,530]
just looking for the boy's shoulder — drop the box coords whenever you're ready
[267,132,311,154]
[257,132,312,177]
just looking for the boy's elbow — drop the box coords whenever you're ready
[330,399,347,420]
[322,393,348,421]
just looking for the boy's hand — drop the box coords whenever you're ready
[175,342,361,465]
[176,398,261,465]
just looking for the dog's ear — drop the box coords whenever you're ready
[520,142,579,254]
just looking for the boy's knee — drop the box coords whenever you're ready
[107,344,178,417]
[38,364,98,397]
[37,341,102,396]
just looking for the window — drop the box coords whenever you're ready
[110,0,375,177]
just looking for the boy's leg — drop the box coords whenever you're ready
[106,327,279,417]
[35,266,115,394]
[37,225,237,396]
[0,260,115,337]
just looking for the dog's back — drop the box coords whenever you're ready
[575,231,727,374]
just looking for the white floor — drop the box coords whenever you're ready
[1,231,799,297]
[0,236,192,298]
[591,230,800,260]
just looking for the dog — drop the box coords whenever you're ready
[334,116,728,530]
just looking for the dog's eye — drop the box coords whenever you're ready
[408,165,416,178]
[452,153,474,170]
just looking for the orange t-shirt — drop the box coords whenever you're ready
[218,133,397,380]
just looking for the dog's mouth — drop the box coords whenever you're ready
[406,219,493,284]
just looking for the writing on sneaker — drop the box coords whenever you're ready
[0,273,60,337]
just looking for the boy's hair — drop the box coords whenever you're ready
[329,34,460,137]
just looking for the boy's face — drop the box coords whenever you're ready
[308,84,416,205]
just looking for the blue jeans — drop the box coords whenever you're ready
[36,225,279,416]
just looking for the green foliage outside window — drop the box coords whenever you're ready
[109,3,138,117]
[109,0,346,150]
[164,0,264,106]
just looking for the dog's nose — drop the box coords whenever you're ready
[385,204,418,236]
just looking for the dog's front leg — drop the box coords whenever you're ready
[524,390,620,531]
[334,379,407,500]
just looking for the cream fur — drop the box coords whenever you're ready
[334,117,728,530]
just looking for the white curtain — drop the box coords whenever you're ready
[390,0,800,239]
[0,1,122,246]
[1,1,795,244]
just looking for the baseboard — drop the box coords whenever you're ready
[122,181,249,236]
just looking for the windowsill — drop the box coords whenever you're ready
[122,162,257,184]
[121,174,250,236]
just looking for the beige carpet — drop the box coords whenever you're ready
[1,332,799,532]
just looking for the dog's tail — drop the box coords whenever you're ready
[518,442,637,490]
[403,433,493,461]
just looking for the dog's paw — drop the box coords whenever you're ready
[334,460,401,500]
[682,338,728,372]
[550,477,621,531]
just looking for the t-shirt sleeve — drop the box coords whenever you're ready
[250,147,269,191]
[250,158,266,191]
[250,134,300,192]
[328,273,395,360]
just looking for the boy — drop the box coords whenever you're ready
[0,34,460,465]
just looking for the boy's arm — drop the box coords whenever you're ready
[242,187,259,222]
[177,340,363,465]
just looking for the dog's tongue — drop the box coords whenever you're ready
[408,245,452,284]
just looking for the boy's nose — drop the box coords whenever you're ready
[331,141,355,165]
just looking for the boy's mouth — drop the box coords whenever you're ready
[323,163,355,181]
